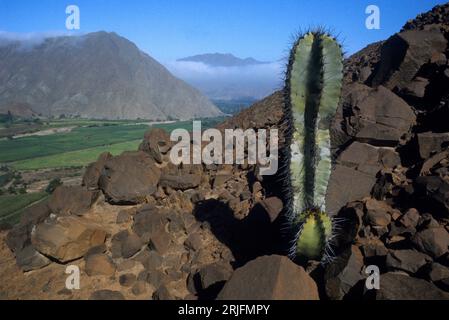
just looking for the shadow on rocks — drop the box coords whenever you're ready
[193,199,281,269]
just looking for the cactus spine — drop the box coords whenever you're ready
[284,30,343,262]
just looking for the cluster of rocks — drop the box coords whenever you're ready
[4,3,449,300]
[5,121,288,299]
[322,2,449,300]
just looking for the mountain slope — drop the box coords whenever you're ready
[0,31,222,120]
[178,53,269,67]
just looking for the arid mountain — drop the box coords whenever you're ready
[177,53,269,67]
[0,31,222,120]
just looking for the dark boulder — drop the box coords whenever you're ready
[324,246,365,300]
[385,249,431,274]
[159,174,201,190]
[376,272,449,300]
[82,152,112,190]
[417,132,449,159]
[218,255,319,300]
[412,227,449,258]
[371,28,447,90]
[99,151,161,204]
[139,128,172,163]
[340,84,416,143]
[48,186,99,216]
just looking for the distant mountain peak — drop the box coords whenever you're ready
[0,31,222,120]
[178,53,270,67]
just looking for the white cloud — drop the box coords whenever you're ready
[166,60,285,100]
[0,31,80,49]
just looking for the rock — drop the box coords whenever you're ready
[48,186,98,216]
[359,239,388,258]
[418,213,443,229]
[376,272,449,300]
[117,259,137,272]
[15,245,51,272]
[371,29,447,90]
[258,197,283,222]
[149,228,172,255]
[184,233,203,252]
[111,230,143,259]
[340,84,416,143]
[439,277,449,292]
[400,77,429,98]
[89,290,125,300]
[132,206,167,243]
[327,165,377,216]
[139,128,171,163]
[85,254,116,276]
[213,174,232,189]
[324,246,364,300]
[399,208,420,228]
[139,250,163,271]
[119,273,137,287]
[82,152,112,190]
[99,151,161,204]
[31,216,107,262]
[326,142,401,215]
[116,210,131,224]
[6,224,33,253]
[412,227,449,258]
[146,270,169,288]
[417,132,449,159]
[152,285,173,300]
[198,262,233,290]
[364,199,392,227]
[431,52,447,65]
[85,244,106,256]
[159,174,201,190]
[167,213,184,232]
[251,181,262,195]
[218,255,319,300]
[240,190,252,201]
[386,250,431,274]
[122,232,144,258]
[131,281,149,296]
[57,288,73,296]
[426,263,449,282]
[19,200,51,226]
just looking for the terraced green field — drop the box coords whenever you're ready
[11,139,142,170]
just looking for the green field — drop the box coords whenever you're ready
[12,139,142,170]
[0,124,149,163]
[0,118,224,170]
[0,192,48,225]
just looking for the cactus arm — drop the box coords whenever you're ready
[314,35,344,210]
[288,33,314,213]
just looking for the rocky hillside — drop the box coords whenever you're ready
[1,4,449,300]
[0,31,222,120]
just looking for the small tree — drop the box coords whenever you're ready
[46,178,62,194]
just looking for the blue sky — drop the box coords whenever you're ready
[0,0,447,63]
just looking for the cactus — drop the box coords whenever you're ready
[283,30,343,262]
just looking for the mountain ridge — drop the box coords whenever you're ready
[0,31,222,120]
[177,53,270,67]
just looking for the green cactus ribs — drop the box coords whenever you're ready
[284,30,343,262]
[294,208,333,262]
